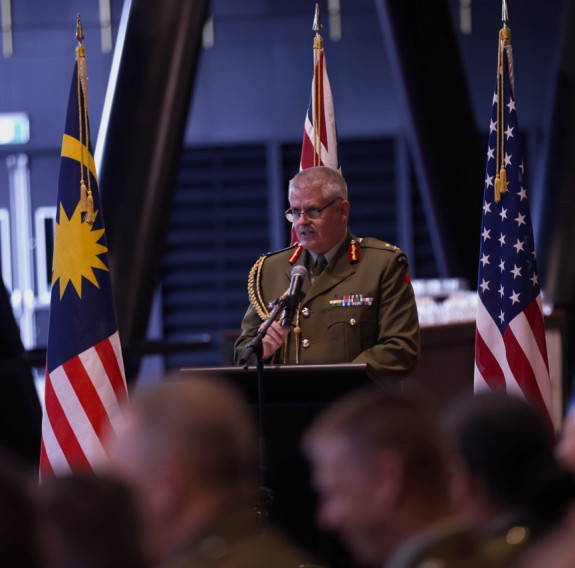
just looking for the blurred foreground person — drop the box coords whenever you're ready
[35,472,148,568]
[106,376,312,568]
[515,405,575,568]
[444,392,575,567]
[0,455,40,567]
[303,386,486,568]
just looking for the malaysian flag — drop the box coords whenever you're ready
[474,25,553,428]
[40,31,128,479]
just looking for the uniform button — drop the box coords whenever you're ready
[302,339,310,348]
[349,318,357,326]
[301,307,310,317]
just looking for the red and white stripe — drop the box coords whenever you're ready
[40,330,128,480]
[300,49,338,171]
[475,296,553,428]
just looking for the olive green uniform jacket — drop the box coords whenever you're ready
[164,508,312,568]
[233,230,420,377]
[385,520,491,568]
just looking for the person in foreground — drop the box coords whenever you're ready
[443,391,575,568]
[302,385,487,568]
[233,166,419,377]
[105,376,312,568]
[513,403,575,568]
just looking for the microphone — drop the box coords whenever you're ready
[281,265,307,329]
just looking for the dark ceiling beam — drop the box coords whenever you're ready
[97,0,210,379]
[532,0,575,391]
[373,0,485,285]
[535,0,575,308]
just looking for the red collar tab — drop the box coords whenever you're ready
[288,245,304,264]
[348,240,360,263]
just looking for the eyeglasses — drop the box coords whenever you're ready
[284,199,340,223]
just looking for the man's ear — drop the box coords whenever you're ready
[149,458,192,520]
[340,199,351,220]
[370,450,405,509]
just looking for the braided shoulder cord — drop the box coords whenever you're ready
[247,255,270,320]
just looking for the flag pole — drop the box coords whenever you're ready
[312,3,323,167]
[502,0,509,28]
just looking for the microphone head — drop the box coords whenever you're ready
[291,265,308,278]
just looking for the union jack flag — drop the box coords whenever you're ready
[40,49,128,479]
[300,46,339,171]
[474,33,553,429]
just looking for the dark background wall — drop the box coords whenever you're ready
[0,0,568,369]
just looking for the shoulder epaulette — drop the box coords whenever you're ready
[359,237,400,252]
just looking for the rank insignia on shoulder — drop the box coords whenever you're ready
[288,245,303,264]
[330,294,374,308]
[348,240,360,263]
[396,254,408,265]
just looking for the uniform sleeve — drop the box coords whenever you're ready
[233,303,264,365]
[352,251,420,376]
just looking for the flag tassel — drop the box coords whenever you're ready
[75,14,95,224]
[495,25,511,202]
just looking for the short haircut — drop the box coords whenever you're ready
[289,166,348,201]
[444,391,574,522]
[303,386,450,503]
[131,376,258,494]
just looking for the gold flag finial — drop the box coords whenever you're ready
[313,3,322,34]
[76,13,84,44]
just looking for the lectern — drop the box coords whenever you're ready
[181,362,387,405]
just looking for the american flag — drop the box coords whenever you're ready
[474,34,553,428]
[40,49,128,479]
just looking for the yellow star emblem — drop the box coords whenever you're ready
[51,201,109,299]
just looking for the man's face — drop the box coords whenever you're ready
[310,436,394,565]
[289,185,349,254]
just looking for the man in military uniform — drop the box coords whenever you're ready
[233,166,420,377]
[303,386,489,568]
[105,376,312,568]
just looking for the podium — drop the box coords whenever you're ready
[180,363,390,566]
[180,362,391,406]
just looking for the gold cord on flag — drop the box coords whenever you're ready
[76,14,95,224]
[312,3,323,167]
[494,11,511,202]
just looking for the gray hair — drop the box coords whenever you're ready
[288,166,348,201]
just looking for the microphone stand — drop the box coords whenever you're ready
[238,296,289,525]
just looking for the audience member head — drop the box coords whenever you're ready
[105,375,259,562]
[34,472,147,568]
[302,386,451,566]
[444,391,575,535]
